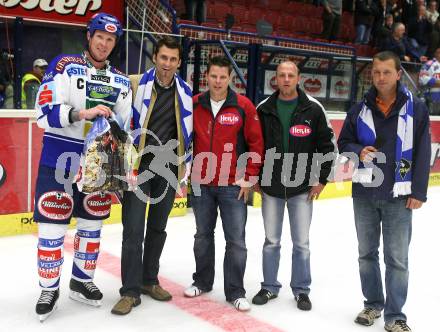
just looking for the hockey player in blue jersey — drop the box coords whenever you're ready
[419,47,440,115]
[33,13,132,321]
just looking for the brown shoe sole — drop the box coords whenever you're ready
[141,287,172,301]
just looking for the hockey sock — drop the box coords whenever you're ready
[37,223,68,290]
[71,218,103,282]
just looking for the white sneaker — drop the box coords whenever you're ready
[183,285,204,298]
[232,297,251,312]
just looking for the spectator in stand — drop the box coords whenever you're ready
[321,0,343,41]
[419,47,440,114]
[390,0,403,22]
[343,0,354,12]
[376,14,394,48]
[184,0,206,24]
[355,0,378,44]
[402,0,426,25]
[426,1,440,56]
[0,55,13,109]
[382,22,428,62]
[426,0,439,24]
[0,58,8,108]
[407,5,432,57]
[21,58,47,109]
[372,0,392,44]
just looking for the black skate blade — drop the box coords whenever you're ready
[38,303,58,322]
[69,290,102,307]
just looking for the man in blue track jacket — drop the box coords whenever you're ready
[338,51,431,332]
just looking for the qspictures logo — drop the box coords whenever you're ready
[0,163,6,187]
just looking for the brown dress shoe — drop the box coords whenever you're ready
[140,284,172,301]
[111,296,141,315]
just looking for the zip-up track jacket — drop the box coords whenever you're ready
[192,88,264,186]
[257,88,337,198]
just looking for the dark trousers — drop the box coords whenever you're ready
[119,162,177,297]
[321,12,341,41]
[190,185,247,301]
[185,0,206,23]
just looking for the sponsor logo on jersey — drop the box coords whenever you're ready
[84,242,100,270]
[38,267,61,279]
[38,83,55,106]
[86,82,120,103]
[112,67,126,76]
[74,234,80,251]
[55,56,85,73]
[42,72,54,81]
[218,113,240,126]
[83,192,112,217]
[91,74,110,83]
[105,23,117,33]
[39,237,64,248]
[38,248,62,261]
[290,125,312,137]
[37,191,73,220]
[114,75,130,87]
[38,248,62,279]
[67,66,87,76]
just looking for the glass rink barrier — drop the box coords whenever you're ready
[0,110,440,237]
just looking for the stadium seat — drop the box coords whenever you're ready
[340,23,355,42]
[247,7,264,25]
[342,11,354,26]
[309,18,323,36]
[240,23,257,33]
[212,2,232,23]
[262,10,280,30]
[177,19,198,26]
[267,0,285,11]
[231,0,247,5]
[201,22,221,29]
[277,13,295,35]
[291,16,309,35]
[231,4,248,24]
[286,1,302,14]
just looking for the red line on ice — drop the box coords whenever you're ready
[63,237,283,332]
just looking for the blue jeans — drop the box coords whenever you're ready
[261,192,313,296]
[409,38,428,58]
[353,197,412,324]
[355,24,372,44]
[190,185,247,301]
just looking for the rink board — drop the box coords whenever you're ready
[1,111,439,236]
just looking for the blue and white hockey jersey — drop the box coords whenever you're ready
[35,53,132,171]
[419,58,440,102]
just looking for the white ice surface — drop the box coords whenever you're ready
[1,187,439,332]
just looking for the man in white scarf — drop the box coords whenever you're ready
[338,51,431,332]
